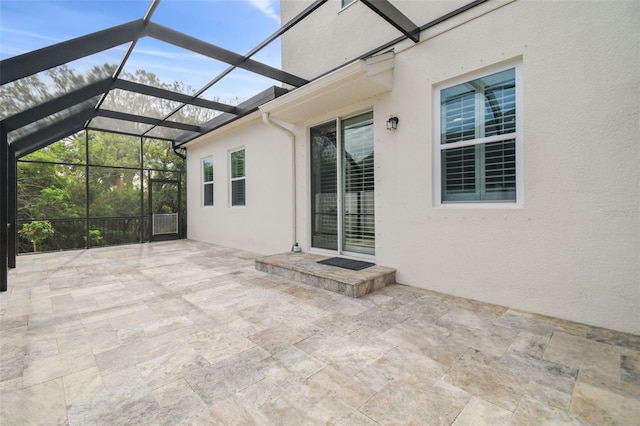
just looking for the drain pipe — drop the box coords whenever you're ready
[261,112,300,252]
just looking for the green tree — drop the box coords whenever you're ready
[18,221,55,253]
[6,65,196,252]
[18,136,86,220]
[1,64,117,118]
[89,131,141,168]
[144,138,184,171]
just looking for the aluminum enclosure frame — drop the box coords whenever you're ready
[0,0,487,290]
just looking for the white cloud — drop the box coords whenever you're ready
[1,27,61,43]
[244,0,280,22]
[134,48,205,61]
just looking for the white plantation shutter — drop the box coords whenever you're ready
[484,139,516,198]
[440,67,517,202]
[442,145,476,196]
[342,112,374,254]
[310,112,375,256]
[441,91,476,144]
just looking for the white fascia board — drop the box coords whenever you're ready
[181,110,262,149]
[260,51,394,124]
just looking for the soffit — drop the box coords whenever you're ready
[259,51,395,125]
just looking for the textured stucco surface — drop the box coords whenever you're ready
[186,119,294,255]
[188,0,639,334]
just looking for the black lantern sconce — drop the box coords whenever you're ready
[386,116,399,130]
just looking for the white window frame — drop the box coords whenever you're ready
[202,156,214,207]
[340,0,356,11]
[229,148,246,207]
[433,61,523,208]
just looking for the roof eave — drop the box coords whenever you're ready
[259,51,395,124]
[175,85,289,148]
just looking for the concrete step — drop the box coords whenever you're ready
[255,252,396,298]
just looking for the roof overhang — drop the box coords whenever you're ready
[176,85,289,148]
[259,51,395,124]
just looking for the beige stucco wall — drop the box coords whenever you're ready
[285,0,639,334]
[371,1,639,334]
[187,0,639,334]
[281,0,474,80]
[185,117,294,255]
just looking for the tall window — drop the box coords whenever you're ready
[230,149,246,206]
[437,65,520,203]
[202,157,213,206]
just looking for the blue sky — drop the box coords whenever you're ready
[0,0,283,102]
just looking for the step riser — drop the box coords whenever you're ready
[256,258,395,298]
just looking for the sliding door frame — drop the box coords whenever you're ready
[308,110,375,260]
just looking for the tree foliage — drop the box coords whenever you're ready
[18,131,185,221]
[18,221,55,253]
[1,64,117,118]
[6,64,209,252]
[18,144,86,220]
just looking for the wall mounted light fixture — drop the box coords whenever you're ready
[386,116,399,130]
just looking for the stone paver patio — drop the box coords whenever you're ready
[1,240,639,425]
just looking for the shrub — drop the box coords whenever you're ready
[88,229,104,246]
[18,220,55,253]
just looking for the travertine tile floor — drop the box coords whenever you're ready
[1,240,639,425]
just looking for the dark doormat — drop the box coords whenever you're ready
[317,257,375,271]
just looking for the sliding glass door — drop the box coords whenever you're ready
[310,121,338,251]
[341,113,375,254]
[310,112,374,256]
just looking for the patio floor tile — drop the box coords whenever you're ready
[2,239,639,425]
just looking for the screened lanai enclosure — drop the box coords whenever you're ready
[16,131,186,253]
[1,0,471,290]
